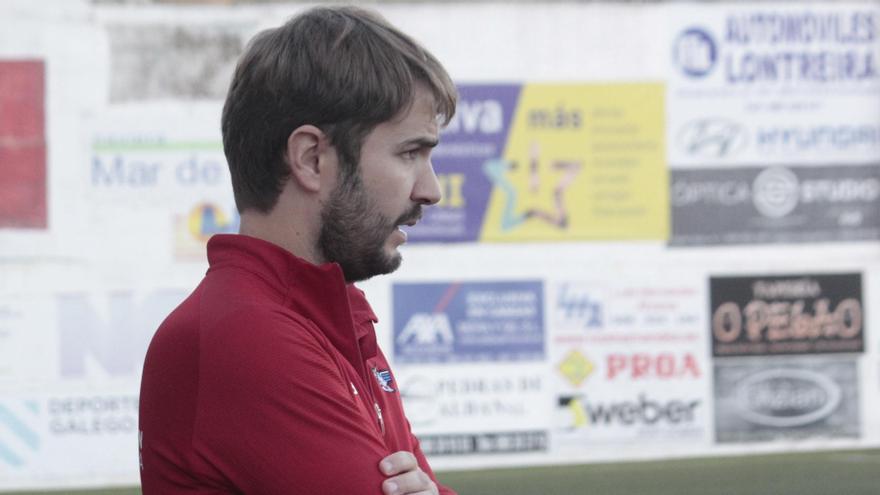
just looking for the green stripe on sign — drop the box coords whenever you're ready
[92,141,223,152]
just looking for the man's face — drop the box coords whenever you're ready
[318,85,442,282]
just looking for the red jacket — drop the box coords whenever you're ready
[139,234,455,494]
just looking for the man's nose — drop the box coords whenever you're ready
[412,161,441,205]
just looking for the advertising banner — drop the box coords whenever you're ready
[553,388,706,447]
[396,364,549,456]
[671,164,880,245]
[0,60,46,229]
[668,5,880,96]
[549,279,710,449]
[2,1,880,489]
[393,281,544,364]
[408,83,668,243]
[668,3,880,168]
[710,273,864,357]
[552,346,708,448]
[393,281,549,457]
[714,357,860,443]
[1,285,185,388]
[0,283,185,485]
[556,349,703,389]
[87,106,234,264]
[669,112,880,168]
[550,280,704,345]
[55,289,185,380]
[0,391,139,485]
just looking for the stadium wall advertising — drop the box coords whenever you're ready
[0,1,878,490]
[409,83,668,243]
[0,60,46,229]
[671,164,880,245]
[714,358,861,443]
[710,273,864,357]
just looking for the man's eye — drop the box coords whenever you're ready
[402,149,420,160]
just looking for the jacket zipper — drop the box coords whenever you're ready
[369,366,386,436]
[374,402,385,435]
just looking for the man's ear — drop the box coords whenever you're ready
[285,125,330,193]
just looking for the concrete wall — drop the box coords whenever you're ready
[0,0,878,490]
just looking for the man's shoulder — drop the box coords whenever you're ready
[207,299,320,340]
[156,279,324,349]
[151,295,341,390]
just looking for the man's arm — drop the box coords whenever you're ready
[194,311,395,493]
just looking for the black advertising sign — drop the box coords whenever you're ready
[710,273,863,357]
[670,165,880,246]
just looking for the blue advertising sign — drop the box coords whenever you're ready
[393,281,544,363]
[408,85,520,242]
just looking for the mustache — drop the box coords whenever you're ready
[395,205,423,226]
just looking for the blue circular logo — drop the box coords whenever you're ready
[673,27,717,78]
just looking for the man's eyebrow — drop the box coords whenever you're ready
[398,137,440,149]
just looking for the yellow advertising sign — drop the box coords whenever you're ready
[479,84,668,241]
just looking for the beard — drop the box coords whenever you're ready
[317,171,421,283]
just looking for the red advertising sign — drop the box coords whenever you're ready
[606,352,702,380]
[0,60,47,228]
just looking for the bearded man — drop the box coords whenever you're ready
[139,6,457,494]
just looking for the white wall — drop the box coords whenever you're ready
[0,0,878,490]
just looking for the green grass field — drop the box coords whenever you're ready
[4,448,878,495]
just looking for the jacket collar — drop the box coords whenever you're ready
[206,234,379,368]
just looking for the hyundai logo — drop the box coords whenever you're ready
[676,118,747,158]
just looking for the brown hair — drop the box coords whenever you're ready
[221,6,457,213]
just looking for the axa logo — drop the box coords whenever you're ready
[673,27,718,78]
[0,401,41,468]
[397,313,454,346]
[558,394,700,428]
[677,118,747,158]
